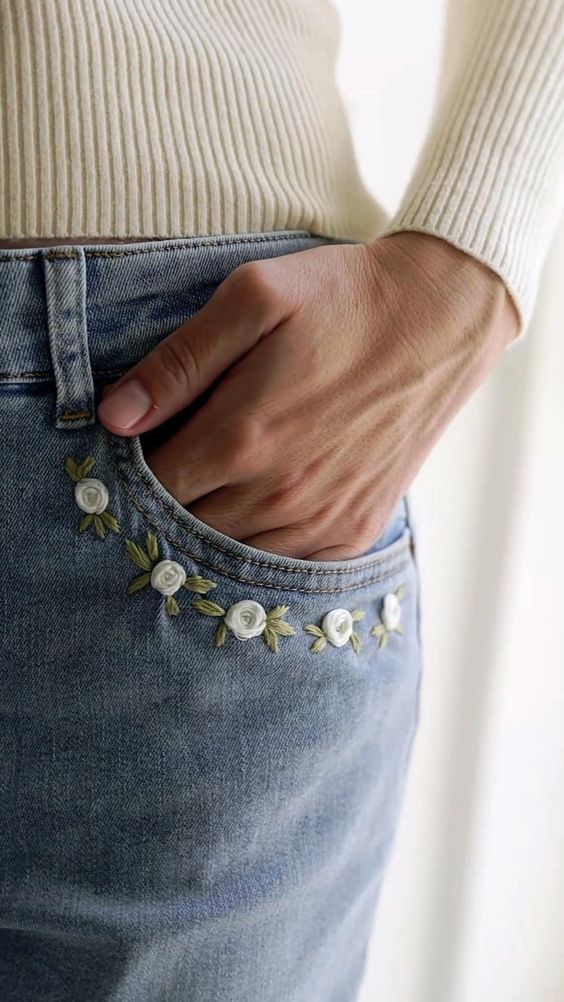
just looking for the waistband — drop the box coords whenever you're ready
[0,229,351,428]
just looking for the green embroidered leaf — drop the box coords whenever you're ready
[94,515,106,539]
[78,513,94,533]
[351,609,365,621]
[127,573,151,594]
[192,598,225,617]
[269,619,295,637]
[267,605,289,621]
[76,456,95,480]
[310,636,326,654]
[214,621,227,647]
[370,623,385,637]
[166,595,180,617]
[395,623,404,635]
[100,510,120,533]
[350,632,361,655]
[304,624,325,638]
[64,455,80,482]
[125,539,152,571]
[379,632,388,650]
[146,531,159,562]
[395,584,407,600]
[263,625,279,653]
[184,576,217,594]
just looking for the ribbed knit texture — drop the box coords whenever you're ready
[384,0,564,329]
[0,0,385,241]
[2,1,564,330]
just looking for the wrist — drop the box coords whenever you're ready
[365,231,520,349]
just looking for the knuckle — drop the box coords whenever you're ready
[155,335,201,391]
[226,260,281,313]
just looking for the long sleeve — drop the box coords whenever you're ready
[382,0,564,333]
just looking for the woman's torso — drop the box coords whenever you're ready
[0,0,387,248]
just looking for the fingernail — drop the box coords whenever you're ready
[97,378,153,429]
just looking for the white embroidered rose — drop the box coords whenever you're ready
[74,477,109,515]
[382,593,402,631]
[322,608,354,648]
[224,600,267,641]
[150,560,187,596]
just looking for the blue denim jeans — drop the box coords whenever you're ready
[0,230,423,1001]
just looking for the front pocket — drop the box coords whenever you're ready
[107,429,414,598]
[99,424,421,741]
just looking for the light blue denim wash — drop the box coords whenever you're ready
[0,230,423,1001]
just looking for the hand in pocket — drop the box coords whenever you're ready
[97,235,517,559]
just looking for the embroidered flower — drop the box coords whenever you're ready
[370,585,406,648]
[224,600,267,640]
[125,531,217,616]
[304,607,365,654]
[193,598,295,651]
[382,593,402,631]
[150,560,187,596]
[74,478,109,515]
[64,455,120,539]
[322,608,353,647]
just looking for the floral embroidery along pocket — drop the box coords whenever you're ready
[370,585,406,648]
[304,608,365,654]
[64,455,121,539]
[122,529,408,654]
[192,598,296,652]
[124,530,218,617]
[303,586,406,656]
[65,452,411,653]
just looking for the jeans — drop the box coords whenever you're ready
[0,230,423,1001]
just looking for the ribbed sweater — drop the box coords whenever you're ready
[2,0,564,330]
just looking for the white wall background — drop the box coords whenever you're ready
[331,2,564,1000]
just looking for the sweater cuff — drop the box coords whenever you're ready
[381,0,564,335]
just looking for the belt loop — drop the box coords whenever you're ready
[42,247,95,429]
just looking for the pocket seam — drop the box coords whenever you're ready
[121,480,412,589]
[114,448,410,574]
[114,463,412,595]
[114,439,409,576]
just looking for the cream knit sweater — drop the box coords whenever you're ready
[2,0,564,330]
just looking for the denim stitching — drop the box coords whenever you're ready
[114,451,410,576]
[0,231,316,264]
[0,370,51,379]
[0,367,131,381]
[60,409,93,421]
[113,462,410,594]
[0,253,36,261]
[48,255,91,423]
[51,257,70,418]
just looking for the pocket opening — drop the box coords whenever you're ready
[108,430,414,595]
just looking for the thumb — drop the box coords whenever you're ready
[97,263,288,435]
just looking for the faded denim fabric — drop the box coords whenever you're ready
[0,231,423,1002]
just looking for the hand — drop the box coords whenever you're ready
[97,232,519,560]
